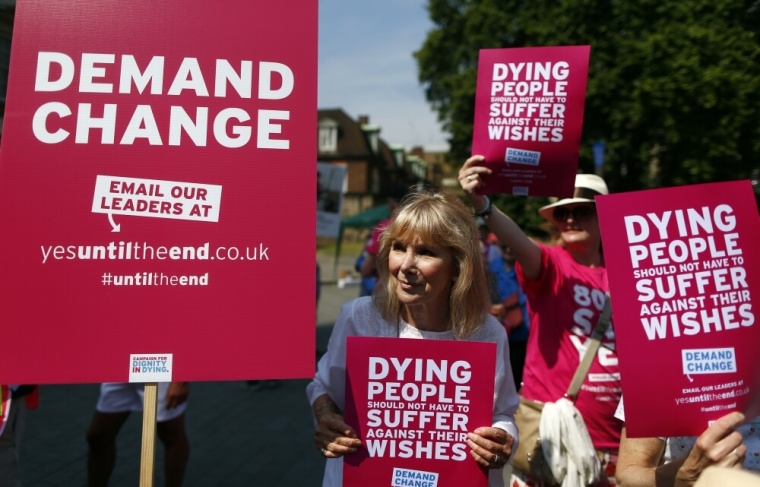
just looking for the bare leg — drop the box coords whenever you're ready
[157,414,190,487]
[86,411,131,487]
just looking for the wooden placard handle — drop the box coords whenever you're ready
[139,382,159,487]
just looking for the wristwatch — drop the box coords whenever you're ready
[474,196,493,217]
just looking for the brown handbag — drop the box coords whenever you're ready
[512,396,557,483]
[511,294,611,484]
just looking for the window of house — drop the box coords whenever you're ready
[362,125,380,153]
[318,119,338,153]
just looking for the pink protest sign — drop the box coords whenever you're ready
[343,337,496,487]
[0,1,317,383]
[471,45,590,197]
[596,181,760,437]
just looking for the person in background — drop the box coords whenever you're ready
[460,155,621,486]
[355,237,377,297]
[479,220,502,265]
[358,186,409,294]
[487,243,529,388]
[0,385,37,487]
[86,382,189,487]
[308,188,519,487]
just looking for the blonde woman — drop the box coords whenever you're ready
[307,188,520,487]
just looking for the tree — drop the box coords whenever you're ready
[416,0,760,200]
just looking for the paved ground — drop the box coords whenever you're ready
[18,252,362,487]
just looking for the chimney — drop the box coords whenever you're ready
[358,115,369,126]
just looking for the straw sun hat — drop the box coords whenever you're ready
[538,174,609,220]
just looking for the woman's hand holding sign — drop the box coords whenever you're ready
[313,394,362,459]
[467,426,514,469]
[458,156,491,197]
[674,411,747,486]
[618,411,749,487]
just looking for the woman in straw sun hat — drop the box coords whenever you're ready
[460,155,620,486]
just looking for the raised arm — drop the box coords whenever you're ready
[459,155,543,280]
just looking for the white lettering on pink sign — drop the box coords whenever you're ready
[623,205,754,340]
[32,52,293,149]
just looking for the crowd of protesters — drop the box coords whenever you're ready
[4,171,757,487]
[308,156,759,487]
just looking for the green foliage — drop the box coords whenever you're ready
[416,0,760,197]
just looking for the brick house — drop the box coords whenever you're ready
[318,108,424,217]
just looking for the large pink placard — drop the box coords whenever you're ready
[597,181,760,437]
[471,45,590,197]
[0,0,317,383]
[343,337,496,487]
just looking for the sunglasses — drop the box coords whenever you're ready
[552,205,596,223]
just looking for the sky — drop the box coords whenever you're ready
[318,0,450,152]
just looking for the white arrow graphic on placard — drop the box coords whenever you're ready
[108,213,121,233]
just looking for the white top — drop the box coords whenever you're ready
[307,296,520,487]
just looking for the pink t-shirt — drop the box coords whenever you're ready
[517,244,622,450]
[365,218,390,256]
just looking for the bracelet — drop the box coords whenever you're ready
[474,196,493,217]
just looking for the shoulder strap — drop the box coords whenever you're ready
[566,293,612,401]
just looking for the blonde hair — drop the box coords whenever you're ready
[373,188,490,338]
